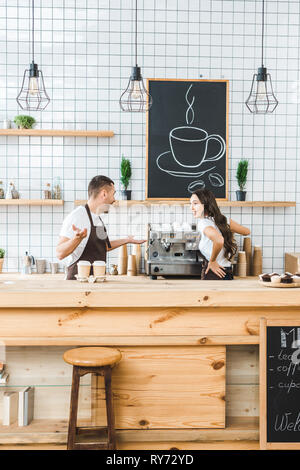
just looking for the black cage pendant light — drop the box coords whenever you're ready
[245,0,278,114]
[16,0,50,111]
[119,0,152,112]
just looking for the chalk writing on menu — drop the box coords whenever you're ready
[267,327,300,442]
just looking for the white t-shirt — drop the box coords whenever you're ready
[59,205,107,267]
[198,217,231,267]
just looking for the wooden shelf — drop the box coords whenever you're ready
[75,199,296,208]
[0,417,258,446]
[219,201,296,207]
[0,199,63,206]
[0,129,114,137]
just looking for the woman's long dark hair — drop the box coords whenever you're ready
[193,189,237,261]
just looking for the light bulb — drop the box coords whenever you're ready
[131,80,142,100]
[256,80,267,102]
[28,76,39,95]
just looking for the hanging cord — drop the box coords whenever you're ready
[261,0,264,67]
[135,0,138,66]
[32,0,35,63]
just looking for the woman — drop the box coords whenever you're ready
[190,189,250,280]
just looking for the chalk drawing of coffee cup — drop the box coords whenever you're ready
[169,126,225,168]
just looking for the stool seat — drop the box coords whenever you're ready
[63,347,122,367]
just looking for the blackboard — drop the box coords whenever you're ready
[146,79,228,200]
[260,319,300,449]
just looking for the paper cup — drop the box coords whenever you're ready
[50,262,58,274]
[36,259,46,274]
[237,251,246,264]
[93,260,106,276]
[237,262,247,278]
[127,255,137,276]
[77,261,91,278]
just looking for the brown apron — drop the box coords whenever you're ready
[67,204,111,280]
[199,251,234,280]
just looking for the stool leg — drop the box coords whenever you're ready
[67,366,80,450]
[104,366,116,450]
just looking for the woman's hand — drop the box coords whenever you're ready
[205,260,226,278]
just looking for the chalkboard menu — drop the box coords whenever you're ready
[260,319,300,449]
[146,79,228,200]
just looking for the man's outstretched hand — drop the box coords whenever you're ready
[127,235,146,245]
[72,224,88,241]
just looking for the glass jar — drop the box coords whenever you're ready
[52,177,62,199]
[0,181,4,199]
[44,183,52,199]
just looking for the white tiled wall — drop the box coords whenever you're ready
[0,0,299,273]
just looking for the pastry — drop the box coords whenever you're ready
[260,273,271,282]
[281,274,293,284]
[271,275,281,284]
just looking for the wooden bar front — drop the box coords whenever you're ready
[0,274,298,449]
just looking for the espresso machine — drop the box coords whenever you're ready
[145,224,203,279]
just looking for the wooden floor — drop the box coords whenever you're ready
[0,441,260,450]
[0,417,260,450]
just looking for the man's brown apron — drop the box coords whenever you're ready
[67,204,111,280]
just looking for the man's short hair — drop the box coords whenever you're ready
[88,175,114,198]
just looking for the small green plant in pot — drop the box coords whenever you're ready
[120,156,132,200]
[0,249,5,273]
[14,115,36,129]
[236,159,249,201]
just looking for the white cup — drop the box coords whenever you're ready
[77,260,91,278]
[50,262,58,274]
[93,260,106,277]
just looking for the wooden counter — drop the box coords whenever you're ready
[0,274,298,450]
[0,274,299,309]
[0,274,298,346]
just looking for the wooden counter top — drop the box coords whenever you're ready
[0,273,299,308]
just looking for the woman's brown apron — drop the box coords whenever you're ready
[199,252,234,280]
[67,204,111,280]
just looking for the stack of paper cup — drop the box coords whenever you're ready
[252,246,263,276]
[237,251,247,277]
[93,260,106,277]
[127,254,137,276]
[132,244,141,275]
[243,237,252,276]
[77,260,91,278]
[118,245,128,275]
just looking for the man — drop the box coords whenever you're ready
[56,175,145,279]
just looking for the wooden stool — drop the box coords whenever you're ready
[63,346,122,450]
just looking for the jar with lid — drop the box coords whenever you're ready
[0,181,4,199]
[44,182,52,199]
[6,181,19,199]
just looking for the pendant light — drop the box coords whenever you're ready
[119,0,152,112]
[245,0,278,114]
[16,0,50,111]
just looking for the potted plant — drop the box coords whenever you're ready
[236,159,249,201]
[0,249,5,273]
[120,156,132,200]
[14,115,36,129]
